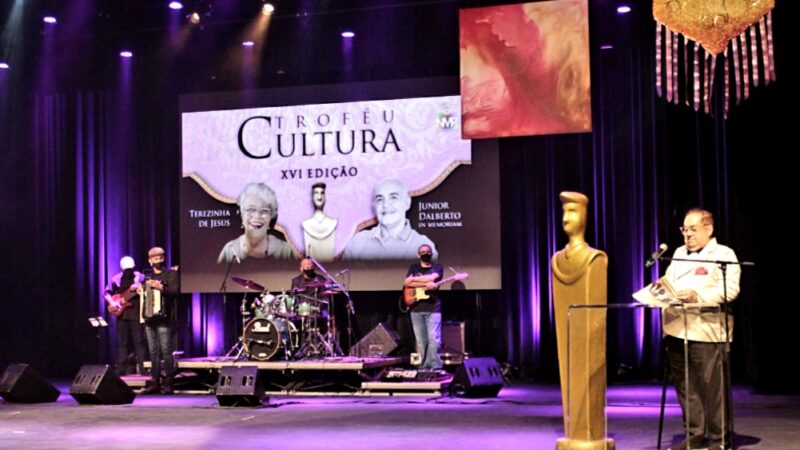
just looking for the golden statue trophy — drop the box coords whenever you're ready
[551,192,614,450]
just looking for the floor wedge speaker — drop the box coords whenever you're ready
[216,366,265,407]
[69,365,135,405]
[0,363,60,403]
[349,322,402,357]
[451,357,504,398]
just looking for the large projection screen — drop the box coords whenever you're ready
[180,79,500,293]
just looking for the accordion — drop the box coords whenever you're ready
[139,283,164,323]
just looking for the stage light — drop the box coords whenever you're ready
[600,44,614,50]
[341,30,354,38]
[119,50,133,58]
[168,1,183,10]
[0,63,9,69]
[188,12,201,24]
[43,16,57,24]
[262,3,274,15]
[616,5,631,14]
[242,40,255,47]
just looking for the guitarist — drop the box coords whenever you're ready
[403,244,444,373]
[104,256,148,376]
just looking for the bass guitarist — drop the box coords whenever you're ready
[104,256,148,376]
[403,244,444,372]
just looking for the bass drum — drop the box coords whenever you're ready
[242,318,298,361]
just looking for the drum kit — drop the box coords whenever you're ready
[227,277,343,361]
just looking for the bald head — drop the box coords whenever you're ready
[373,178,411,229]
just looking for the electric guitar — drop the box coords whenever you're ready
[107,288,139,317]
[402,271,469,307]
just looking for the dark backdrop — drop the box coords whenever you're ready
[0,1,795,392]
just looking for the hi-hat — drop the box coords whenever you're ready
[321,289,341,296]
[231,277,265,291]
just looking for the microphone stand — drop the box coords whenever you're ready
[219,255,237,307]
[658,255,754,450]
[218,256,238,357]
[340,271,355,353]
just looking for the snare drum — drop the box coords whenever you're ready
[242,317,298,361]
[252,293,275,319]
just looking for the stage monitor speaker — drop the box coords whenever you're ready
[442,321,466,354]
[0,363,60,403]
[451,357,504,398]
[69,365,135,405]
[349,322,402,358]
[216,366,265,407]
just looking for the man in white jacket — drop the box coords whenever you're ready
[659,208,740,450]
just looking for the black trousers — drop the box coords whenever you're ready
[116,318,149,373]
[665,336,731,444]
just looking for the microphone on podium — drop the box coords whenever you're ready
[645,243,669,268]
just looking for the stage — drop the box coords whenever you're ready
[1,384,796,449]
[132,356,453,396]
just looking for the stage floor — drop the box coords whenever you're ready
[1,384,797,449]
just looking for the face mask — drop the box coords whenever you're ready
[153,262,165,270]
[419,253,432,263]
[303,269,316,278]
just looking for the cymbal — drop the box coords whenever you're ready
[321,290,341,296]
[231,277,265,291]
[302,280,329,288]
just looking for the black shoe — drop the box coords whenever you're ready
[161,381,174,395]
[669,436,708,450]
[428,369,449,380]
[141,380,161,395]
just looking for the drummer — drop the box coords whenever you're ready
[291,258,327,298]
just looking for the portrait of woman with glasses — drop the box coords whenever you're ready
[217,182,295,263]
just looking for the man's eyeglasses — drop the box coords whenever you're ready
[679,225,706,235]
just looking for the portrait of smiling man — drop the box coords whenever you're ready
[343,178,437,261]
